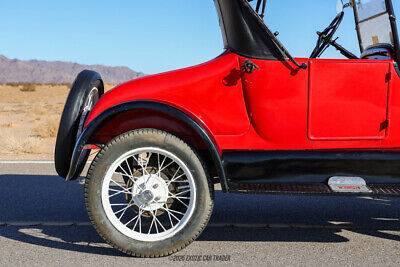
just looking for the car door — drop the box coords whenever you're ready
[308,59,390,141]
[238,56,310,146]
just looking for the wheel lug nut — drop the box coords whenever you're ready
[153,184,159,189]
[154,196,161,201]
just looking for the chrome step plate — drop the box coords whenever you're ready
[328,176,371,193]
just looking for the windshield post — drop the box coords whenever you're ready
[351,0,364,53]
[385,0,400,64]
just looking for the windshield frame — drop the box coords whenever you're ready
[352,0,400,63]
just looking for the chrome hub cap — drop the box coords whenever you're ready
[131,174,169,211]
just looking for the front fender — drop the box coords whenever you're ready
[66,100,228,191]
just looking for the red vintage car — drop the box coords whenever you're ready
[55,0,400,257]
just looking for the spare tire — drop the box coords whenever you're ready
[55,70,104,178]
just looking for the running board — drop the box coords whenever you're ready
[229,183,400,197]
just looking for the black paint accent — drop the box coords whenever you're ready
[394,62,400,78]
[229,183,400,197]
[66,101,228,191]
[223,151,400,184]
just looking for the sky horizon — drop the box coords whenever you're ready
[0,0,399,74]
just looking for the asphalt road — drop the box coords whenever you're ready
[1,162,400,266]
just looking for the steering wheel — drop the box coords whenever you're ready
[310,12,344,59]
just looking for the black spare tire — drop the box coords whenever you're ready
[55,70,104,178]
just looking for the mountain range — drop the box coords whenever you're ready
[0,55,145,84]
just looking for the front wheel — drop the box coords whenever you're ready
[84,129,214,257]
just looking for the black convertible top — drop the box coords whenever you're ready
[214,0,286,60]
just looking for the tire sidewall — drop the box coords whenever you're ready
[55,70,104,178]
[85,130,213,256]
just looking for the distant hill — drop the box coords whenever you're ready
[0,55,145,85]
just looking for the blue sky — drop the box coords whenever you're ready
[0,0,399,74]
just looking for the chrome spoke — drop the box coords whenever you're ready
[110,179,130,193]
[158,160,174,175]
[131,207,143,231]
[109,188,131,198]
[150,209,166,232]
[148,214,155,234]
[109,187,130,193]
[139,208,142,233]
[157,154,167,176]
[125,214,139,227]
[133,154,150,176]
[167,179,189,184]
[173,196,189,208]
[117,163,132,178]
[160,205,182,222]
[152,211,159,234]
[118,200,133,220]
[169,195,190,200]
[166,206,174,227]
[167,209,186,216]
[114,202,135,216]
[167,173,186,186]
[124,158,133,176]
[169,189,190,198]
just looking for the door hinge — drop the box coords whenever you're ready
[385,72,391,83]
[380,120,389,131]
[242,60,260,74]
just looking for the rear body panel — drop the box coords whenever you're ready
[86,52,250,139]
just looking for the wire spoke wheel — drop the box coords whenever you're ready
[86,129,213,257]
[101,147,196,242]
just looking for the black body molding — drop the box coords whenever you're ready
[65,101,228,191]
[224,150,400,185]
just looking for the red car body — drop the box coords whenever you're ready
[86,54,400,151]
[58,0,400,196]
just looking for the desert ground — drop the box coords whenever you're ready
[0,83,115,160]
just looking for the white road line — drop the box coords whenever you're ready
[0,161,92,164]
[0,161,55,164]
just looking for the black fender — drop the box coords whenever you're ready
[66,100,228,191]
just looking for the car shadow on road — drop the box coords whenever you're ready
[1,174,399,256]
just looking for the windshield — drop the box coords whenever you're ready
[354,0,394,51]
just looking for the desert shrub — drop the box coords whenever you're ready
[5,82,21,87]
[20,83,36,92]
[31,105,49,117]
[62,82,72,88]
[5,135,44,154]
[44,82,57,87]
[33,115,59,138]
